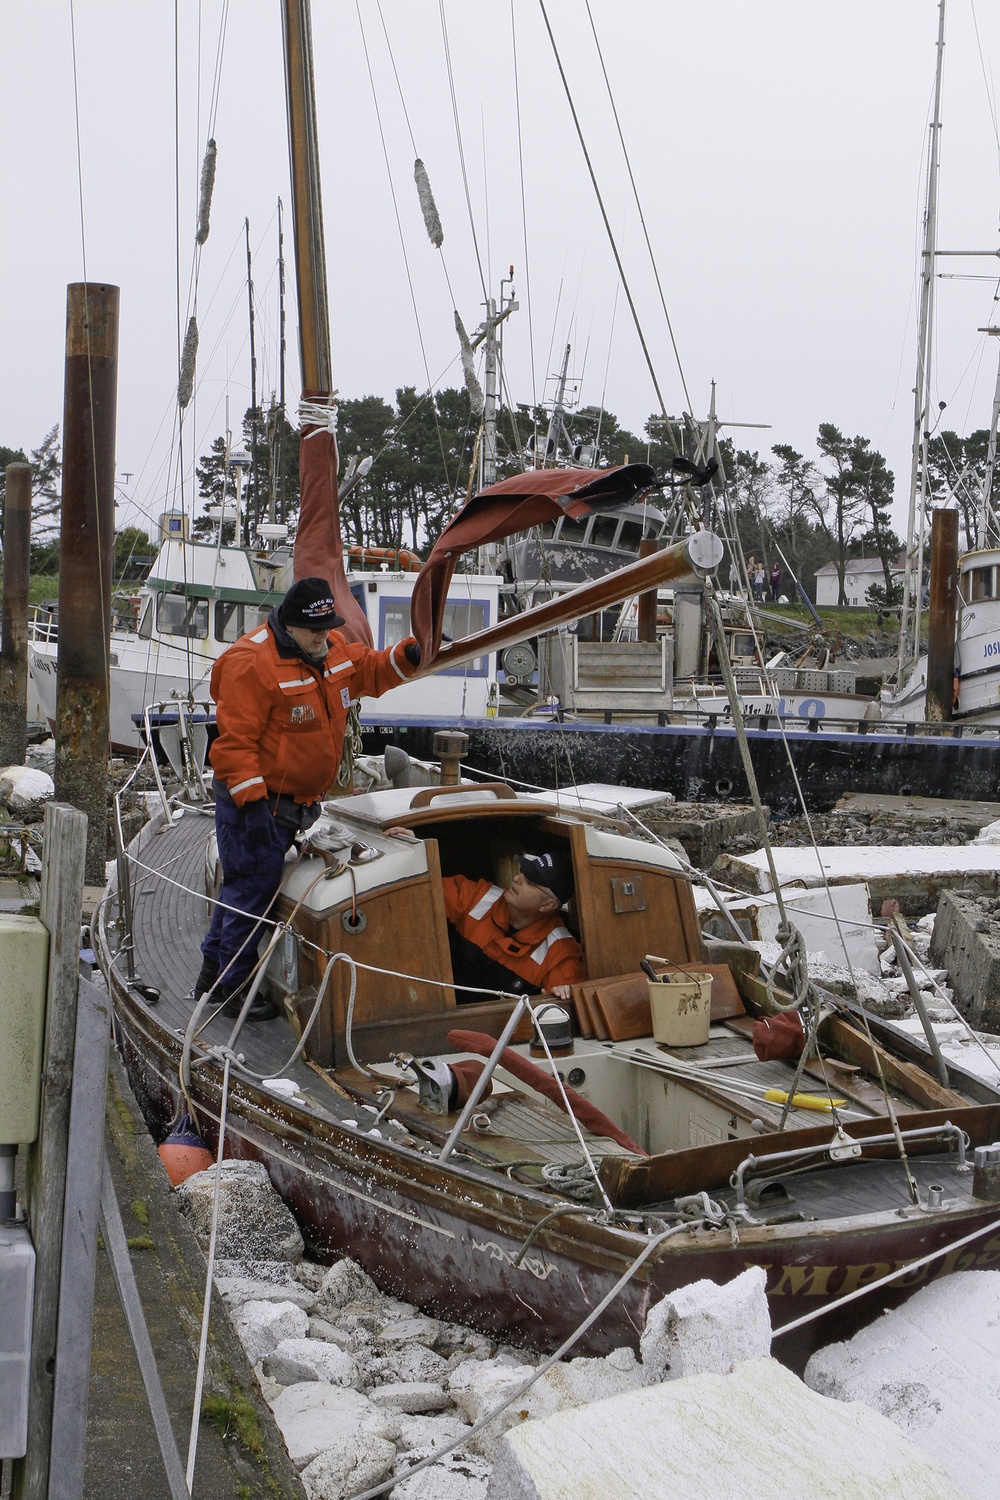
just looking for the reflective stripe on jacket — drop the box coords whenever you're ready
[441,874,584,994]
[209,620,415,805]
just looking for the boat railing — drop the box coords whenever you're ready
[525,701,997,740]
[28,604,58,643]
[732,1121,969,1209]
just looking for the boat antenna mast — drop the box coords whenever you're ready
[898,0,946,687]
[528,342,579,469]
[245,217,260,537]
[470,266,519,490]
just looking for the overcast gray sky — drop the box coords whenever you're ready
[3,1,999,542]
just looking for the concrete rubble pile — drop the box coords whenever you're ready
[177,1163,974,1498]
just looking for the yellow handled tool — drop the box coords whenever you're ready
[764,1089,847,1113]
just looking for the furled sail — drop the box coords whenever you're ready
[292,391,373,645]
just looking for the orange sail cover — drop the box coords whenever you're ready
[292,392,373,645]
[410,463,657,662]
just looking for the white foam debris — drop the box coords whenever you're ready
[806,1270,1000,1500]
[269,1383,397,1469]
[0,765,54,808]
[486,1356,965,1500]
[639,1267,771,1383]
[230,1299,309,1366]
[262,1077,304,1100]
[973,818,1000,845]
[394,1446,491,1498]
[264,1338,360,1388]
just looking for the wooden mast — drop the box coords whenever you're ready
[281,0,332,395]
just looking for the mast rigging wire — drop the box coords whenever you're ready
[583,0,693,421]
[357,1,461,500]
[537,0,678,455]
[438,0,490,304]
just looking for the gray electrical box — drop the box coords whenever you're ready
[0,1220,35,1458]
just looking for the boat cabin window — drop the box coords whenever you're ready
[969,565,997,602]
[618,521,643,553]
[214,601,269,642]
[137,599,153,639]
[350,584,368,620]
[557,516,590,542]
[156,593,209,639]
[381,598,490,675]
[535,522,557,540]
[590,515,620,550]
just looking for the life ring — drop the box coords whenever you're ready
[347,545,421,573]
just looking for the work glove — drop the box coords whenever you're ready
[403,639,421,667]
[243,798,281,853]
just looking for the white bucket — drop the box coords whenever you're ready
[647,971,713,1047]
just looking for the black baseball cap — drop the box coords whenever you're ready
[519,851,574,905]
[281,576,344,630]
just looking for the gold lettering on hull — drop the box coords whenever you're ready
[755,1231,1000,1300]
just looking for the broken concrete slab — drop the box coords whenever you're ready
[805,1270,1000,1500]
[718,883,880,976]
[639,1267,771,1384]
[485,1356,964,1500]
[834,791,1000,835]
[713,843,1000,919]
[643,800,765,870]
[930,891,1000,1029]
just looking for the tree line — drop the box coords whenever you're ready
[4,403,1000,606]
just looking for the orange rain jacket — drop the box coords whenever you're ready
[442,874,584,995]
[209,618,416,806]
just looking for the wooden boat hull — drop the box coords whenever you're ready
[110,976,1000,1372]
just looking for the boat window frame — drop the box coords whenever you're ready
[213,599,270,643]
[968,565,997,603]
[156,591,209,640]
[379,596,491,677]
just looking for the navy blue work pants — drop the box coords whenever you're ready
[201,798,298,992]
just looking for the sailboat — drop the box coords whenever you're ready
[98,0,1000,1374]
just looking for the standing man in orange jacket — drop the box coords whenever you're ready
[194,576,420,1020]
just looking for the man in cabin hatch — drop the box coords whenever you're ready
[193,576,420,1021]
[441,850,584,1004]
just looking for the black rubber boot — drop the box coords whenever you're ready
[220,985,280,1023]
[190,958,219,1002]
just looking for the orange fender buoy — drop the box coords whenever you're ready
[157,1114,215,1187]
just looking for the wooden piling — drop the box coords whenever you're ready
[637,537,659,643]
[53,283,119,884]
[0,462,31,765]
[926,506,959,723]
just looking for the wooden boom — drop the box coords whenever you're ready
[417,530,724,678]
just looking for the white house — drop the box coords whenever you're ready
[814,554,904,607]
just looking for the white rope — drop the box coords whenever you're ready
[524,996,614,1211]
[298,395,339,434]
[185,1050,233,1490]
